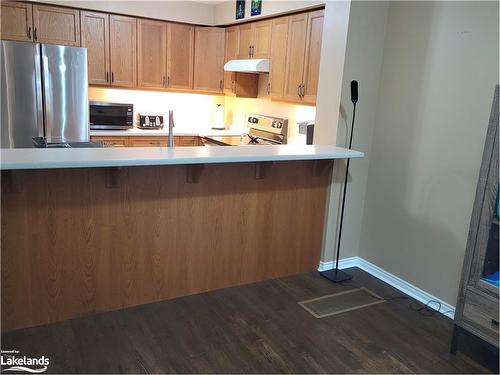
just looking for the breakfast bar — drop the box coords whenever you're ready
[1,146,363,331]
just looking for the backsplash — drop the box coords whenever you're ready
[223,75,316,140]
[88,87,224,131]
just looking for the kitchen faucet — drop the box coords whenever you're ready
[168,110,174,147]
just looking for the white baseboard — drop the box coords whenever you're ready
[318,256,455,319]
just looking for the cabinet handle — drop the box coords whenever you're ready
[248,45,252,58]
[219,79,223,91]
[163,76,165,86]
[167,76,170,86]
[111,72,114,83]
[27,26,31,40]
[267,82,270,95]
[300,84,305,98]
[106,72,109,82]
[251,45,254,57]
[297,84,301,97]
[34,27,37,41]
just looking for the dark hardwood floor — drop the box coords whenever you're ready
[1,268,489,373]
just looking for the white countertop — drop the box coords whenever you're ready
[0,145,364,170]
[89,128,244,137]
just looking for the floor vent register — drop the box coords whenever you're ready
[298,288,385,318]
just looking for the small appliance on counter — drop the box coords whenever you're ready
[138,114,164,129]
[298,121,315,145]
[204,114,288,146]
[90,102,133,130]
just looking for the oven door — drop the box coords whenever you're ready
[90,102,133,130]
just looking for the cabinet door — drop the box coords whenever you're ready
[167,23,194,90]
[81,11,109,85]
[252,20,272,58]
[110,15,137,87]
[269,17,289,99]
[1,1,33,42]
[176,136,200,146]
[302,10,324,104]
[33,5,80,46]
[193,27,225,93]
[237,23,253,58]
[137,19,166,89]
[91,136,129,147]
[224,26,239,92]
[283,13,307,102]
[129,137,167,147]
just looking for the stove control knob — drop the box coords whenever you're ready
[276,122,283,129]
[271,121,276,128]
[251,117,258,124]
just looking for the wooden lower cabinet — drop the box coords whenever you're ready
[91,135,202,147]
[91,136,129,147]
[129,136,167,147]
[175,136,201,146]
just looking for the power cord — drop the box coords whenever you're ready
[333,277,451,318]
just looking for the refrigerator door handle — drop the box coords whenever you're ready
[41,51,52,141]
[34,47,44,137]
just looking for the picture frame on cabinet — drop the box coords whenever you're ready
[236,0,245,19]
[251,0,262,16]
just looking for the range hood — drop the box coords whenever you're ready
[224,59,270,73]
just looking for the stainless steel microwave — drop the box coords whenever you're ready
[89,102,133,130]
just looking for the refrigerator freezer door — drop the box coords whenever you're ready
[1,40,44,148]
[41,44,89,143]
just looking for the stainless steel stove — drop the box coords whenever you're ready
[204,114,288,146]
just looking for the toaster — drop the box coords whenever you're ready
[138,114,164,129]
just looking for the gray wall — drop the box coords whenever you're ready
[331,1,389,260]
[357,1,499,305]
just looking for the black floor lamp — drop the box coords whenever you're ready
[320,80,358,283]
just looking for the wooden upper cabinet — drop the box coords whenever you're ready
[269,17,289,99]
[302,10,324,104]
[193,27,225,93]
[252,20,271,58]
[81,11,109,85]
[137,19,166,89]
[237,21,271,59]
[1,1,33,42]
[224,26,239,91]
[167,23,194,90]
[237,23,253,58]
[110,15,137,87]
[283,13,307,101]
[33,5,80,46]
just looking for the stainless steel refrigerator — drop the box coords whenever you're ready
[1,40,89,148]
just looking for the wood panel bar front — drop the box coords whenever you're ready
[1,161,330,331]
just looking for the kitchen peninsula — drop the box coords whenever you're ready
[1,145,363,331]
